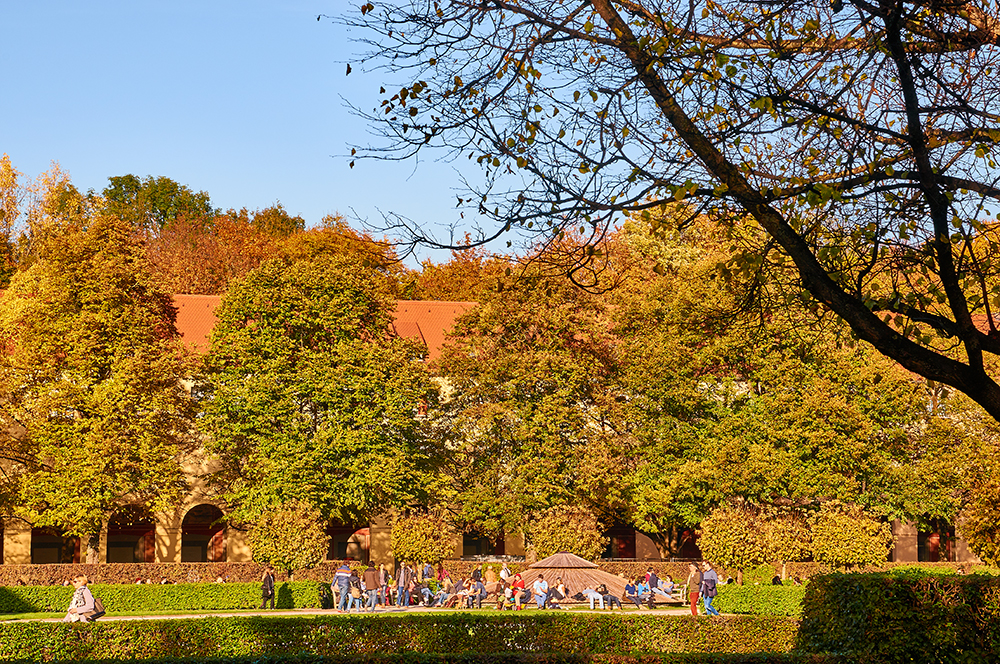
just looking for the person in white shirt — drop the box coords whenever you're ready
[532,574,548,609]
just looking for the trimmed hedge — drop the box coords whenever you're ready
[1,560,991,587]
[0,581,324,614]
[713,585,806,617]
[17,654,850,664]
[0,614,801,661]
[797,572,1000,663]
[0,561,357,586]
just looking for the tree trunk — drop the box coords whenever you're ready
[781,562,787,581]
[736,569,744,585]
[86,532,101,565]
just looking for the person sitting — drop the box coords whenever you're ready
[771,575,783,586]
[624,579,644,609]
[598,583,622,610]
[654,575,675,600]
[414,581,433,606]
[497,581,513,610]
[582,587,605,610]
[509,573,526,610]
[532,574,548,610]
[546,578,569,609]
[431,577,454,607]
[63,575,97,622]
[467,578,488,609]
[636,578,653,604]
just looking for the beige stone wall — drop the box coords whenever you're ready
[635,531,661,561]
[2,519,31,565]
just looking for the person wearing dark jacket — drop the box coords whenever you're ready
[700,562,720,616]
[260,566,276,610]
[363,563,379,612]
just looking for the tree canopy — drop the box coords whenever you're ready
[200,254,442,527]
[0,184,196,561]
[343,0,1000,421]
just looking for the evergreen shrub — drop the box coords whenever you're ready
[19,655,849,664]
[0,581,324,614]
[797,572,1000,663]
[713,585,806,617]
[0,614,801,661]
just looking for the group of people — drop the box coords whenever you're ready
[685,561,720,616]
[312,560,725,614]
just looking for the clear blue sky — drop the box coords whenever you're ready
[1,1,474,265]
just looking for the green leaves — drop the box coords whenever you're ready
[0,202,195,558]
[202,254,440,527]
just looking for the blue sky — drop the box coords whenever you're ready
[2,1,474,265]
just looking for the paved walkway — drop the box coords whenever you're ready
[28,605,698,622]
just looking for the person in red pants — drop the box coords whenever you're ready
[686,562,702,616]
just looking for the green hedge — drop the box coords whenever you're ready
[797,572,1000,663]
[0,581,325,614]
[0,614,800,661]
[19,654,850,664]
[713,585,806,617]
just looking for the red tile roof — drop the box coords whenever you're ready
[173,295,222,354]
[172,295,475,362]
[392,300,476,362]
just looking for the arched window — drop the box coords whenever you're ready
[181,504,226,563]
[31,527,80,564]
[326,521,370,563]
[107,507,156,563]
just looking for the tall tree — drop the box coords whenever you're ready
[434,261,621,537]
[200,254,440,526]
[104,174,214,232]
[0,183,196,562]
[344,0,1000,420]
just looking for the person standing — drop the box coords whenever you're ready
[363,562,379,612]
[378,563,391,606]
[700,562,720,616]
[260,565,276,610]
[686,562,702,617]
[334,562,352,612]
[397,563,413,608]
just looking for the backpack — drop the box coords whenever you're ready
[92,596,106,620]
